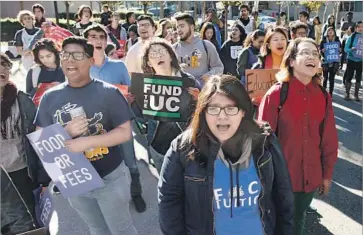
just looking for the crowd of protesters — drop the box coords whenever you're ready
[1,2,361,235]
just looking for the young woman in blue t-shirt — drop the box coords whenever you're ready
[158,74,293,235]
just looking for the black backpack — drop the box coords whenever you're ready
[276,82,329,145]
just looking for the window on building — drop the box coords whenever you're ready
[340,1,356,12]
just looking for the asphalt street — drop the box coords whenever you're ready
[9,63,362,235]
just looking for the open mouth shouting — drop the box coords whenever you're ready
[305,62,316,68]
[217,124,230,132]
[66,66,78,75]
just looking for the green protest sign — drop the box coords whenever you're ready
[131,73,195,122]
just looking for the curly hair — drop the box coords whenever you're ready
[32,38,60,66]
[141,38,181,74]
[17,10,35,25]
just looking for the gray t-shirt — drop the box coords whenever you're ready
[34,79,134,178]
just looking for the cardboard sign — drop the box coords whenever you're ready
[131,73,195,122]
[33,83,58,106]
[245,69,279,100]
[27,124,104,198]
[353,34,363,59]
[324,42,340,63]
[116,40,127,58]
[115,84,129,96]
[33,187,53,228]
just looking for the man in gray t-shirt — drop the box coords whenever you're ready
[34,37,138,235]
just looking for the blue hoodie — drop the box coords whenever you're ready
[344,32,363,62]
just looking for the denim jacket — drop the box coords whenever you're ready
[158,130,294,235]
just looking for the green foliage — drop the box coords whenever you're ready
[299,1,324,12]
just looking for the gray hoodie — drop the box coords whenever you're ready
[173,36,224,85]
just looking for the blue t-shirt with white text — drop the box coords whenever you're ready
[213,156,263,235]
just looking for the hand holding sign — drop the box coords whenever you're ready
[65,137,93,153]
[27,124,104,198]
[324,42,340,63]
[64,116,89,138]
[131,73,196,122]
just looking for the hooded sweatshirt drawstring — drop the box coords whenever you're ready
[227,160,234,218]
[227,161,242,218]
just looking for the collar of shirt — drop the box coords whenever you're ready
[290,76,320,95]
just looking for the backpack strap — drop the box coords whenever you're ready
[278,82,289,115]
[31,66,41,88]
[349,32,356,49]
[317,85,329,147]
[202,40,210,70]
[275,82,289,136]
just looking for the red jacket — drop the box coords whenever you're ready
[258,77,338,192]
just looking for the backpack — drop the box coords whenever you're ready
[31,66,41,88]
[276,82,329,145]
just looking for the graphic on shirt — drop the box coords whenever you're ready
[181,49,202,69]
[53,102,108,161]
[214,181,259,209]
[230,46,243,59]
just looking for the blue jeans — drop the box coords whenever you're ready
[121,119,142,197]
[68,163,138,235]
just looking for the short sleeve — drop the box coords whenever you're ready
[34,93,53,127]
[14,30,23,47]
[105,88,135,128]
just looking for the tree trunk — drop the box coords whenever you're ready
[322,2,328,24]
[202,1,206,20]
[160,1,164,18]
[20,1,24,10]
[53,1,60,25]
[65,1,70,30]
[224,4,229,42]
[143,4,148,15]
[193,2,198,21]
[334,1,341,28]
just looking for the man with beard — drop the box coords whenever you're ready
[173,13,223,87]
[84,25,146,213]
[125,15,156,74]
[234,5,256,35]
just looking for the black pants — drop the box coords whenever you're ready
[345,59,363,84]
[323,66,337,95]
[1,167,35,235]
[8,168,38,226]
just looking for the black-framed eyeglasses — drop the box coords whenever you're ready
[60,51,90,61]
[206,106,240,116]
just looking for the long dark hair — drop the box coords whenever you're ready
[0,53,17,123]
[230,24,247,44]
[243,29,265,48]
[200,22,219,49]
[141,38,181,74]
[33,38,60,66]
[182,75,264,164]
